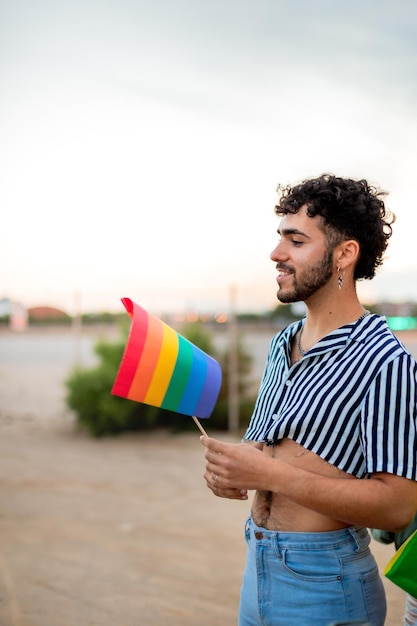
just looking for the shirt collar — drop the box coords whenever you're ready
[280,313,383,357]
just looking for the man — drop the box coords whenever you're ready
[200,174,417,626]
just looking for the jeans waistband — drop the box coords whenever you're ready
[246,515,369,550]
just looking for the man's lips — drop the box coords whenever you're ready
[276,266,293,283]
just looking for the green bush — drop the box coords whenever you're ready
[66,338,157,436]
[65,322,257,437]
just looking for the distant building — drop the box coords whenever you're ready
[0,298,13,317]
[0,298,28,331]
[10,302,28,331]
[378,301,417,317]
[28,306,70,322]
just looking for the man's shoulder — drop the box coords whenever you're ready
[356,315,416,369]
[358,314,407,349]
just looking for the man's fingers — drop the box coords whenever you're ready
[200,435,227,454]
[204,468,221,487]
[204,469,248,500]
[212,486,248,500]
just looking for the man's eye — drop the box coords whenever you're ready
[292,240,303,246]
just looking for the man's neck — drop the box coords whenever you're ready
[300,290,367,351]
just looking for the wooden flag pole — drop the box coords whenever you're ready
[192,416,208,437]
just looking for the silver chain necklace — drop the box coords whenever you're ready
[296,310,371,358]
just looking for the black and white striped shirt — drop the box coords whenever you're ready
[243,314,417,479]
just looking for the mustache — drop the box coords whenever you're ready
[276,263,294,273]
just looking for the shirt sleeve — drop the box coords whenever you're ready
[361,353,417,480]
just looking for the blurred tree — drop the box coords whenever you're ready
[65,320,256,437]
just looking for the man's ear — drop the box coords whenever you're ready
[335,239,360,270]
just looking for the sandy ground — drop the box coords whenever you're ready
[0,329,412,625]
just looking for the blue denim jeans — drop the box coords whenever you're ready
[239,516,386,626]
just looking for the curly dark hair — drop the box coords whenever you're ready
[275,173,395,280]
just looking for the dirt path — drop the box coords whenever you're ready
[0,417,248,626]
[0,416,407,626]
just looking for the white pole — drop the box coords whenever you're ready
[228,285,239,433]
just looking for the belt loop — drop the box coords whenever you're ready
[347,526,363,552]
[273,531,282,557]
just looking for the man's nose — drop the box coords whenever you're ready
[270,241,287,262]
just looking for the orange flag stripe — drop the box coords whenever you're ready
[127,313,164,402]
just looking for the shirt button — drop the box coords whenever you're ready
[285,379,293,387]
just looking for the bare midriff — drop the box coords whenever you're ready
[251,438,357,532]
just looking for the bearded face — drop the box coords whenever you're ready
[277,245,334,304]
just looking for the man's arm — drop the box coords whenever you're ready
[200,436,417,530]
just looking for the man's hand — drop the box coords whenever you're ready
[200,436,266,500]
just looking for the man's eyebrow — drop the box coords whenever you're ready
[277,227,312,239]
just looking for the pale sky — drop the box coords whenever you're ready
[1,0,417,315]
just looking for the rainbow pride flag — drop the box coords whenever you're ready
[111,298,222,419]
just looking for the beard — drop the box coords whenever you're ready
[277,247,334,304]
